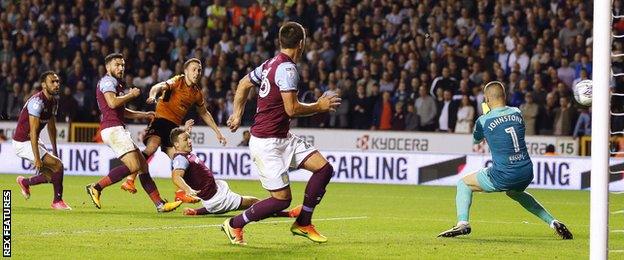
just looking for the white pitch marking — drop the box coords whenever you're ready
[36,216,368,236]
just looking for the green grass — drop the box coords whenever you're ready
[3,174,623,259]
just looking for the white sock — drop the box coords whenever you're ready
[549,219,558,228]
[457,221,469,226]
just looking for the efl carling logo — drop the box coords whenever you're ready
[356,135,369,150]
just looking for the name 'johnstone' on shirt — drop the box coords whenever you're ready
[487,115,524,131]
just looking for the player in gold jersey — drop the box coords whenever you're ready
[120,58,226,203]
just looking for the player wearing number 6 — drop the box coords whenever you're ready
[438,81,573,239]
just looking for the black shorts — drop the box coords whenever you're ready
[143,118,178,150]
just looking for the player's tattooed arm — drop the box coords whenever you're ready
[197,103,227,145]
[146,82,168,104]
[103,88,141,109]
[227,75,255,132]
[124,108,155,121]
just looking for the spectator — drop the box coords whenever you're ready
[73,81,97,122]
[416,86,437,131]
[58,87,77,122]
[391,102,406,131]
[557,58,576,88]
[328,89,349,128]
[553,96,576,136]
[544,144,557,156]
[238,130,251,147]
[454,95,475,134]
[404,103,420,131]
[437,89,458,132]
[538,93,557,135]
[7,83,24,120]
[573,108,591,138]
[372,91,393,130]
[0,129,7,142]
[520,92,539,135]
[351,84,372,129]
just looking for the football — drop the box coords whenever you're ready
[573,79,593,106]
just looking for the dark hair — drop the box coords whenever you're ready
[104,53,124,65]
[170,127,187,145]
[183,58,201,69]
[40,71,56,83]
[546,144,556,153]
[279,22,305,49]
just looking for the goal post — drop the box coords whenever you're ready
[590,0,612,259]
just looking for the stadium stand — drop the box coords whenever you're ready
[0,0,622,136]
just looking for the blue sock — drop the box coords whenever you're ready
[506,190,555,225]
[456,179,473,223]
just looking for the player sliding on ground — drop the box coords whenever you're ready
[168,128,301,217]
[86,53,182,213]
[223,22,341,245]
[438,81,573,239]
[116,58,226,204]
[14,71,71,210]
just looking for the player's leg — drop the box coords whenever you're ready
[41,153,71,210]
[13,139,50,199]
[223,187,292,245]
[505,189,573,239]
[129,150,182,212]
[438,168,495,238]
[121,135,161,194]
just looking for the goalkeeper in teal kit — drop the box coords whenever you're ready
[438,81,573,239]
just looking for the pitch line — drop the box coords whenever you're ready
[612,210,624,214]
[36,216,368,236]
[612,230,624,233]
[611,250,624,253]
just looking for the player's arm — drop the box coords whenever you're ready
[227,75,255,132]
[146,81,168,104]
[124,108,155,121]
[472,117,485,144]
[26,98,45,170]
[28,115,43,171]
[47,116,58,156]
[197,102,226,145]
[281,91,341,117]
[171,156,201,200]
[103,89,141,109]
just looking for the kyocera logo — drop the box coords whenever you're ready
[356,135,370,150]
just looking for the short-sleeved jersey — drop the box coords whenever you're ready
[172,152,217,200]
[474,106,533,189]
[96,75,126,129]
[13,91,58,142]
[155,75,205,125]
[248,53,299,138]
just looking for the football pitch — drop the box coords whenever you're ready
[4,174,624,259]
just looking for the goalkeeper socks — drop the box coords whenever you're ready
[456,179,473,223]
[95,165,131,191]
[230,197,291,228]
[138,172,163,205]
[51,169,64,202]
[26,174,50,186]
[296,163,333,226]
[506,190,555,225]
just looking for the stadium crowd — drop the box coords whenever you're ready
[0,0,623,137]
